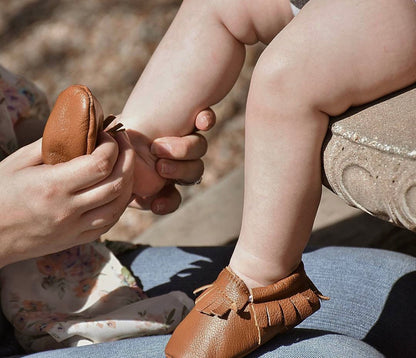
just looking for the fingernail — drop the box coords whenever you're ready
[160,162,176,174]
[199,115,210,129]
[151,141,172,155]
[154,201,165,213]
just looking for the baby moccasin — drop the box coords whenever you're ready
[42,85,104,164]
[165,262,327,358]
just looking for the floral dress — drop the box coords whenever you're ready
[0,65,193,353]
[0,64,49,160]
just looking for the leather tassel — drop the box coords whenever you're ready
[195,286,234,317]
[290,291,317,320]
[251,291,317,330]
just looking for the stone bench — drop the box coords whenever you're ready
[323,83,416,232]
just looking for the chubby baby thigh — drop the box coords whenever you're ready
[255,0,416,117]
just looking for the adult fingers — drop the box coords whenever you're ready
[76,224,115,246]
[150,184,182,215]
[80,182,134,232]
[155,158,204,183]
[195,107,216,131]
[80,197,127,231]
[128,183,182,214]
[4,139,43,170]
[151,133,207,160]
[74,131,135,212]
[50,132,119,193]
[128,195,154,211]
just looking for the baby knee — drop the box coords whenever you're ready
[249,50,301,108]
[247,50,331,131]
[249,46,352,120]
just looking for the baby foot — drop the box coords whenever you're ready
[165,263,327,358]
[125,128,167,198]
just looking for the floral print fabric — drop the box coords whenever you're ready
[0,64,49,160]
[0,242,193,352]
[0,67,193,352]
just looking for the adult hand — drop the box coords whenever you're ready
[0,131,134,268]
[130,108,216,214]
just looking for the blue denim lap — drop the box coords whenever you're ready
[2,245,415,357]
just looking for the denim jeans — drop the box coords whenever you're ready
[2,246,415,357]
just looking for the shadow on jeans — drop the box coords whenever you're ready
[364,271,416,357]
[122,245,235,298]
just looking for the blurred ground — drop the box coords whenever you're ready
[1,0,415,255]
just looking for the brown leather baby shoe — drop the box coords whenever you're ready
[165,262,327,358]
[42,85,105,164]
[42,84,123,164]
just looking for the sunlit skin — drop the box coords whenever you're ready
[120,0,416,288]
[0,102,215,268]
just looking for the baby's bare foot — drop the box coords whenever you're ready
[126,129,166,197]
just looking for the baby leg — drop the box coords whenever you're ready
[121,0,294,198]
[230,0,416,288]
[166,1,416,356]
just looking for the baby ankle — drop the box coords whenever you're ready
[228,260,301,289]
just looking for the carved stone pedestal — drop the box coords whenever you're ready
[323,84,416,231]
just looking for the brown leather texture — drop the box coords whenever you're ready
[165,262,325,358]
[42,85,104,164]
